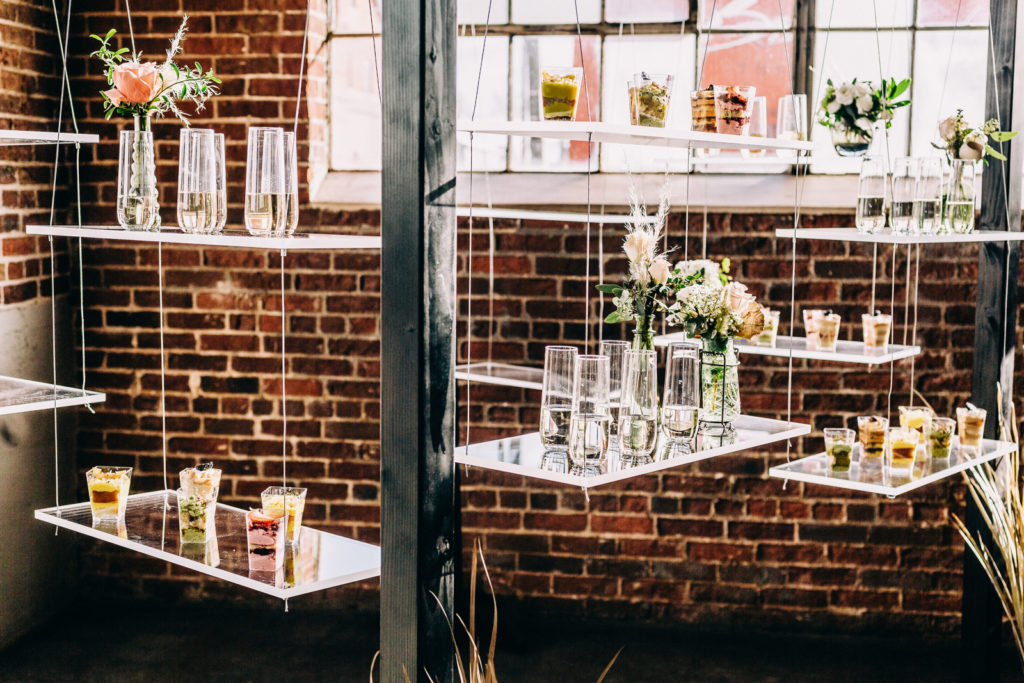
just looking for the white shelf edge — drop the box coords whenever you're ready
[776,227,1024,245]
[654,333,921,365]
[26,225,382,251]
[454,362,543,391]
[455,207,658,225]
[0,130,99,146]
[0,374,105,416]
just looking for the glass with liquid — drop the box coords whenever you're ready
[540,345,577,452]
[213,133,227,233]
[618,350,658,459]
[913,157,943,234]
[740,96,767,158]
[283,131,299,236]
[244,126,286,236]
[662,341,701,448]
[945,160,976,234]
[569,355,611,467]
[855,156,886,234]
[775,94,807,158]
[117,129,159,231]
[177,128,217,235]
[599,340,629,446]
[889,156,917,235]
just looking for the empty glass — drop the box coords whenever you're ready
[618,350,658,459]
[283,131,299,236]
[776,93,807,158]
[117,129,159,231]
[213,133,227,233]
[177,128,217,235]
[540,346,577,452]
[599,340,629,444]
[889,157,918,235]
[244,127,286,236]
[913,157,943,234]
[568,355,611,467]
[741,96,767,158]
[824,428,855,473]
[855,157,886,234]
[662,341,701,447]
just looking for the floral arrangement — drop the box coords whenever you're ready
[935,109,1017,162]
[817,77,910,134]
[665,259,764,353]
[90,16,220,125]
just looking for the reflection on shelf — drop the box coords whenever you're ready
[456,415,809,488]
[0,375,104,416]
[454,362,543,391]
[768,438,1017,496]
[775,227,1024,245]
[653,333,920,365]
[35,490,380,599]
[26,225,382,251]
[0,130,99,146]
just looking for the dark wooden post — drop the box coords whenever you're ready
[963,1,1024,680]
[380,0,457,679]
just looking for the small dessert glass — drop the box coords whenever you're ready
[862,312,893,351]
[888,427,920,472]
[540,67,583,121]
[712,85,756,136]
[815,312,841,352]
[86,466,133,522]
[753,309,780,347]
[179,462,222,503]
[689,87,718,157]
[857,415,888,466]
[261,486,308,544]
[628,73,673,128]
[899,405,935,437]
[741,96,768,158]
[824,428,855,473]
[803,308,826,350]
[926,417,955,460]
[957,406,987,451]
[246,507,287,572]
[177,488,217,544]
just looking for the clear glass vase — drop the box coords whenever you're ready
[116,115,160,231]
[699,338,741,435]
[944,159,976,234]
[830,121,873,158]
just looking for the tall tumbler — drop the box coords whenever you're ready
[244,127,286,236]
[618,349,659,459]
[913,157,943,235]
[568,355,611,467]
[776,93,807,158]
[855,156,886,234]
[889,156,918,235]
[213,133,227,233]
[283,131,299,236]
[117,129,159,231]
[599,340,629,446]
[540,346,577,452]
[177,128,217,235]
[662,340,701,446]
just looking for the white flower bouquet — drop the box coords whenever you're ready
[935,109,1017,163]
[665,259,764,354]
[817,77,910,135]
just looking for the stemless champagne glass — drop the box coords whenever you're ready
[913,157,943,234]
[213,133,227,233]
[244,127,286,236]
[741,96,767,158]
[618,350,658,459]
[117,129,159,231]
[540,346,577,452]
[283,131,299,236]
[855,156,886,234]
[177,128,217,235]
[662,341,701,447]
[568,355,611,467]
[599,340,629,446]
[889,157,918,235]
[946,160,976,234]
[776,94,807,158]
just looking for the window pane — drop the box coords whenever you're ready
[810,30,911,174]
[458,0,510,25]
[698,32,794,129]
[606,0,689,23]
[815,0,912,28]
[330,38,382,171]
[512,0,601,24]
[509,35,600,171]
[916,0,989,26]
[699,0,793,30]
[600,34,696,172]
[457,36,510,172]
[910,29,987,158]
[332,0,380,34]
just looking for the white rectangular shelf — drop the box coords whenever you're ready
[459,120,815,153]
[455,362,543,391]
[654,333,920,365]
[456,415,810,488]
[769,438,1017,497]
[455,207,659,225]
[35,490,381,600]
[0,130,99,146]
[0,375,104,415]
[776,227,1024,244]
[691,156,810,170]
[27,225,381,251]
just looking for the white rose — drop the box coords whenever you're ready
[854,82,872,97]
[938,116,958,140]
[959,132,986,160]
[855,93,874,114]
[722,281,754,313]
[826,100,841,115]
[835,84,854,106]
[623,231,656,263]
[854,117,874,132]
[649,257,671,285]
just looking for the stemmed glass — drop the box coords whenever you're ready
[855,156,886,234]
[540,346,577,453]
[244,127,286,237]
[599,340,629,447]
[568,355,611,468]
[283,131,299,236]
[662,341,701,451]
[213,133,227,233]
[776,94,807,158]
[618,350,658,460]
[741,96,767,158]
[913,157,943,235]
[889,157,918,235]
[177,128,217,235]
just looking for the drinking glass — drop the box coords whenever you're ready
[213,133,227,233]
[244,127,286,236]
[741,96,767,158]
[888,427,919,472]
[824,428,855,473]
[855,157,886,233]
[283,131,299,236]
[117,129,159,231]
[540,346,577,452]
[618,350,658,459]
[890,157,918,235]
[913,157,943,234]
[599,340,629,445]
[568,355,611,467]
[956,405,987,450]
[857,415,888,465]
[946,160,976,234]
[540,66,582,121]
[627,72,673,128]
[775,94,807,158]
[177,128,217,235]
[926,417,955,460]
[662,341,701,447]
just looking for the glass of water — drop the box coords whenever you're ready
[213,133,227,233]
[855,156,886,234]
[889,157,918,235]
[540,346,577,452]
[283,131,299,236]
[244,127,286,237]
[662,341,701,449]
[569,355,611,468]
[599,340,629,447]
[618,350,658,460]
[177,128,217,235]
[913,157,943,234]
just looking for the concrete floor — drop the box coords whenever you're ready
[2,601,1023,682]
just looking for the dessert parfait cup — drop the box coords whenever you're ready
[540,67,582,121]
[628,73,673,128]
[261,486,308,544]
[926,417,955,460]
[857,415,888,467]
[177,487,217,544]
[689,87,718,157]
[862,312,893,351]
[899,405,935,437]
[86,466,133,522]
[713,85,756,136]
[179,462,222,502]
[824,428,855,473]
[246,507,287,572]
[803,308,826,350]
[753,309,780,347]
[957,406,987,452]
[888,427,920,472]
[815,312,841,352]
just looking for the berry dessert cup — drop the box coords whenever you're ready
[713,85,756,136]
[246,508,287,572]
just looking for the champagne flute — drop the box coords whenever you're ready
[599,340,629,447]
[855,156,886,234]
[540,346,577,452]
[776,94,807,159]
[177,128,217,235]
[244,127,286,237]
[213,133,227,233]
[741,96,767,158]
[569,355,611,468]
[662,341,700,449]
[283,131,299,236]
[618,350,658,460]
[889,157,917,235]
[913,157,943,235]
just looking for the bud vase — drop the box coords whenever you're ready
[116,114,160,231]
[943,159,976,234]
[699,338,741,435]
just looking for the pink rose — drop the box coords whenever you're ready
[111,62,162,105]
[104,88,125,107]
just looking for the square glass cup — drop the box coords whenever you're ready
[753,309,780,347]
[86,466,133,522]
[887,427,920,472]
[862,313,892,350]
[815,312,841,352]
[246,507,287,572]
[628,72,673,128]
[177,488,217,544]
[540,67,583,121]
[261,486,308,544]
[926,417,955,460]
[857,415,888,465]
[957,406,987,449]
[824,428,855,472]
[898,405,935,437]
[803,308,826,349]
[712,85,756,135]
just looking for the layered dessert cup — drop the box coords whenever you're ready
[86,466,132,522]
[803,308,826,349]
[246,508,286,572]
[261,486,308,544]
[179,462,222,503]
[628,72,673,128]
[815,312,841,352]
[177,488,217,544]
[926,417,955,460]
[888,427,920,472]
[540,67,582,121]
[957,406,987,451]
[899,405,934,437]
[712,85,756,136]
[857,415,888,466]
[753,309,780,347]
[824,428,855,473]
[689,87,718,157]
[862,312,893,351]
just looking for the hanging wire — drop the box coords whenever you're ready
[936,0,964,123]
[157,243,168,496]
[367,0,382,105]
[908,245,920,404]
[571,0,595,354]
[294,0,311,135]
[281,249,288,487]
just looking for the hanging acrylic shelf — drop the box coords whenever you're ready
[35,490,380,599]
[654,333,920,365]
[0,375,104,415]
[456,415,809,489]
[776,227,1024,245]
[0,130,99,146]
[455,362,542,391]
[769,438,1017,497]
[26,225,382,251]
[458,121,815,153]
[455,207,660,225]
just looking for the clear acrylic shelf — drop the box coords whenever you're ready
[456,415,810,488]
[691,156,810,170]
[653,333,921,365]
[776,227,1024,244]
[26,225,382,251]
[455,207,659,225]
[459,120,815,153]
[0,375,104,415]
[455,362,543,391]
[35,490,381,599]
[0,130,99,146]
[769,438,1017,496]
